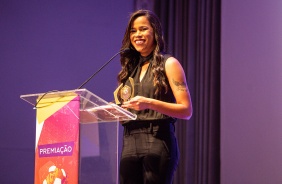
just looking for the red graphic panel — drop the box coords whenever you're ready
[34,97,80,184]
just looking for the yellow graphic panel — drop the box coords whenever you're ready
[36,95,78,123]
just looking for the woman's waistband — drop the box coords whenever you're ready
[123,119,175,134]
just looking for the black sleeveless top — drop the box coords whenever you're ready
[121,54,177,125]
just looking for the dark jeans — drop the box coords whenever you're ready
[119,123,179,184]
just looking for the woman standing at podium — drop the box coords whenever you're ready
[115,9,192,184]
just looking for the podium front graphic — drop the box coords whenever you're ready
[21,89,136,184]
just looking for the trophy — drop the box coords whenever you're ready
[113,77,134,105]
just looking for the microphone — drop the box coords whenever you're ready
[77,48,130,89]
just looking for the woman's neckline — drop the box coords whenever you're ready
[139,52,154,66]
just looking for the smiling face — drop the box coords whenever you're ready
[130,16,156,57]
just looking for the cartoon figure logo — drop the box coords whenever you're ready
[43,165,67,184]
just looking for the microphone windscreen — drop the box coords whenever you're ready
[121,48,130,53]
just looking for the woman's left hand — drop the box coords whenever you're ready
[121,96,150,111]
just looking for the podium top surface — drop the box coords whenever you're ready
[20,89,137,122]
[20,89,90,106]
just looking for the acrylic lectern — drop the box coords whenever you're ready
[20,89,136,184]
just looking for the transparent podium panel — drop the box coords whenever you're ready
[20,89,135,184]
[79,121,120,184]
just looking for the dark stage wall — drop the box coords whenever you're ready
[221,0,282,183]
[0,1,133,183]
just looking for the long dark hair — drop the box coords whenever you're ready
[118,9,168,95]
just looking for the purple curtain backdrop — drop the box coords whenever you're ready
[0,1,133,183]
